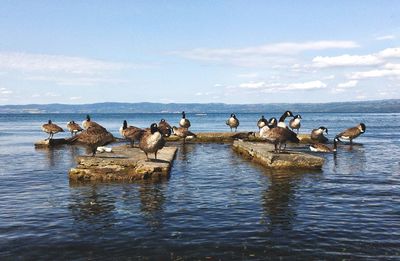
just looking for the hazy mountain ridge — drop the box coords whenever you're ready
[0,99,399,113]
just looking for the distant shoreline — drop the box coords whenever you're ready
[0,99,399,114]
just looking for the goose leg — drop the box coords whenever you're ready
[155,151,158,160]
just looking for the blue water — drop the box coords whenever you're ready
[0,113,399,260]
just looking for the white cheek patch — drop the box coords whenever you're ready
[277,122,286,128]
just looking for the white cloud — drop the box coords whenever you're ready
[312,54,382,68]
[378,47,400,58]
[337,80,358,88]
[69,96,82,100]
[0,52,130,74]
[284,80,327,90]
[239,81,266,89]
[173,40,358,66]
[376,35,396,41]
[237,73,259,78]
[0,87,13,96]
[350,69,400,79]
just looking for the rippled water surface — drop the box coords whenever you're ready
[0,113,400,260]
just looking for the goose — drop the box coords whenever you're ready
[82,114,103,129]
[289,114,302,133]
[42,120,64,140]
[69,125,115,156]
[66,121,83,136]
[226,113,239,132]
[310,138,338,153]
[311,126,329,143]
[179,111,191,129]
[172,126,197,143]
[139,123,165,161]
[261,127,299,153]
[336,123,366,145]
[257,115,269,130]
[158,119,172,137]
[268,117,278,128]
[277,111,294,128]
[119,120,144,148]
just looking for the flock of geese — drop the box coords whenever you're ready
[41,111,366,159]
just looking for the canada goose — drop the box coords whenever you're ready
[69,125,115,156]
[66,121,83,136]
[119,120,144,148]
[261,127,299,153]
[277,111,294,128]
[310,138,338,153]
[42,120,64,140]
[336,123,366,145]
[172,126,197,143]
[82,114,103,129]
[269,117,278,128]
[257,115,269,130]
[158,119,172,137]
[139,123,165,161]
[226,113,239,132]
[179,111,191,128]
[311,126,329,143]
[289,114,302,133]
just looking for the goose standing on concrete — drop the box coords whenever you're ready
[336,123,366,145]
[172,126,197,143]
[69,125,115,156]
[310,138,338,153]
[289,114,302,133]
[226,113,239,132]
[67,121,83,136]
[261,127,299,153]
[42,120,64,140]
[139,123,165,161]
[158,119,172,137]
[179,111,191,129]
[120,120,144,148]
[277,111,294,128]
[311,126,329,143]
[257,115,269,130]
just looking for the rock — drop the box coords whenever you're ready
[69,145,177,182]
[232,140,325,169]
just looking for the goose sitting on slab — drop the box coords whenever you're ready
[289,114,302,133]
[158,119,172,137]
[226,113,239,132]
[277,111,294,128]
[172,126,197,143]
[42,120,64,140]
[311,126,329,143]
[179,111,191,129]
[67,121,83,136]
[257,115,269,130]
[119,120,144,148]
[336,123,366,145]
[69,125,115,157]
[139,123,165,161]
[310,138,338,153]
[82,114,104,129]
[261,127,299,153]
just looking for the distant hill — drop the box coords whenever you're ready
[0,99,399,113]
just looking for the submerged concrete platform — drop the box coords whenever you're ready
[69,145,177,182]
[233,140,325,169]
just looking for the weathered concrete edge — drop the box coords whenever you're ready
[232,140,325,170]
[69,147,178,182]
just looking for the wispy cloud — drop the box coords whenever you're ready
[312,54,382,68]
[173,40,358,66]
[375,34,396,41]
[0,52,130,74]
[238,80,327,92]
[349,68,400,79]
[337,80,358,88]
[26,75,129,86]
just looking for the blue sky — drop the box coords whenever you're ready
[0,0,399,104]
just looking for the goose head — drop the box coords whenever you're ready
[150,123,159,134]
[359,123,366,133]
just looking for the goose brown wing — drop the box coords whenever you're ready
[336,126,360,139]
[123,127,144,140]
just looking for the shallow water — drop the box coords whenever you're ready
[0,113,399,259]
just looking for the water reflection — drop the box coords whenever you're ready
[334,143,366,174]
[261,169,320,231]
[68,184,116,229]
[138,181,167,230]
